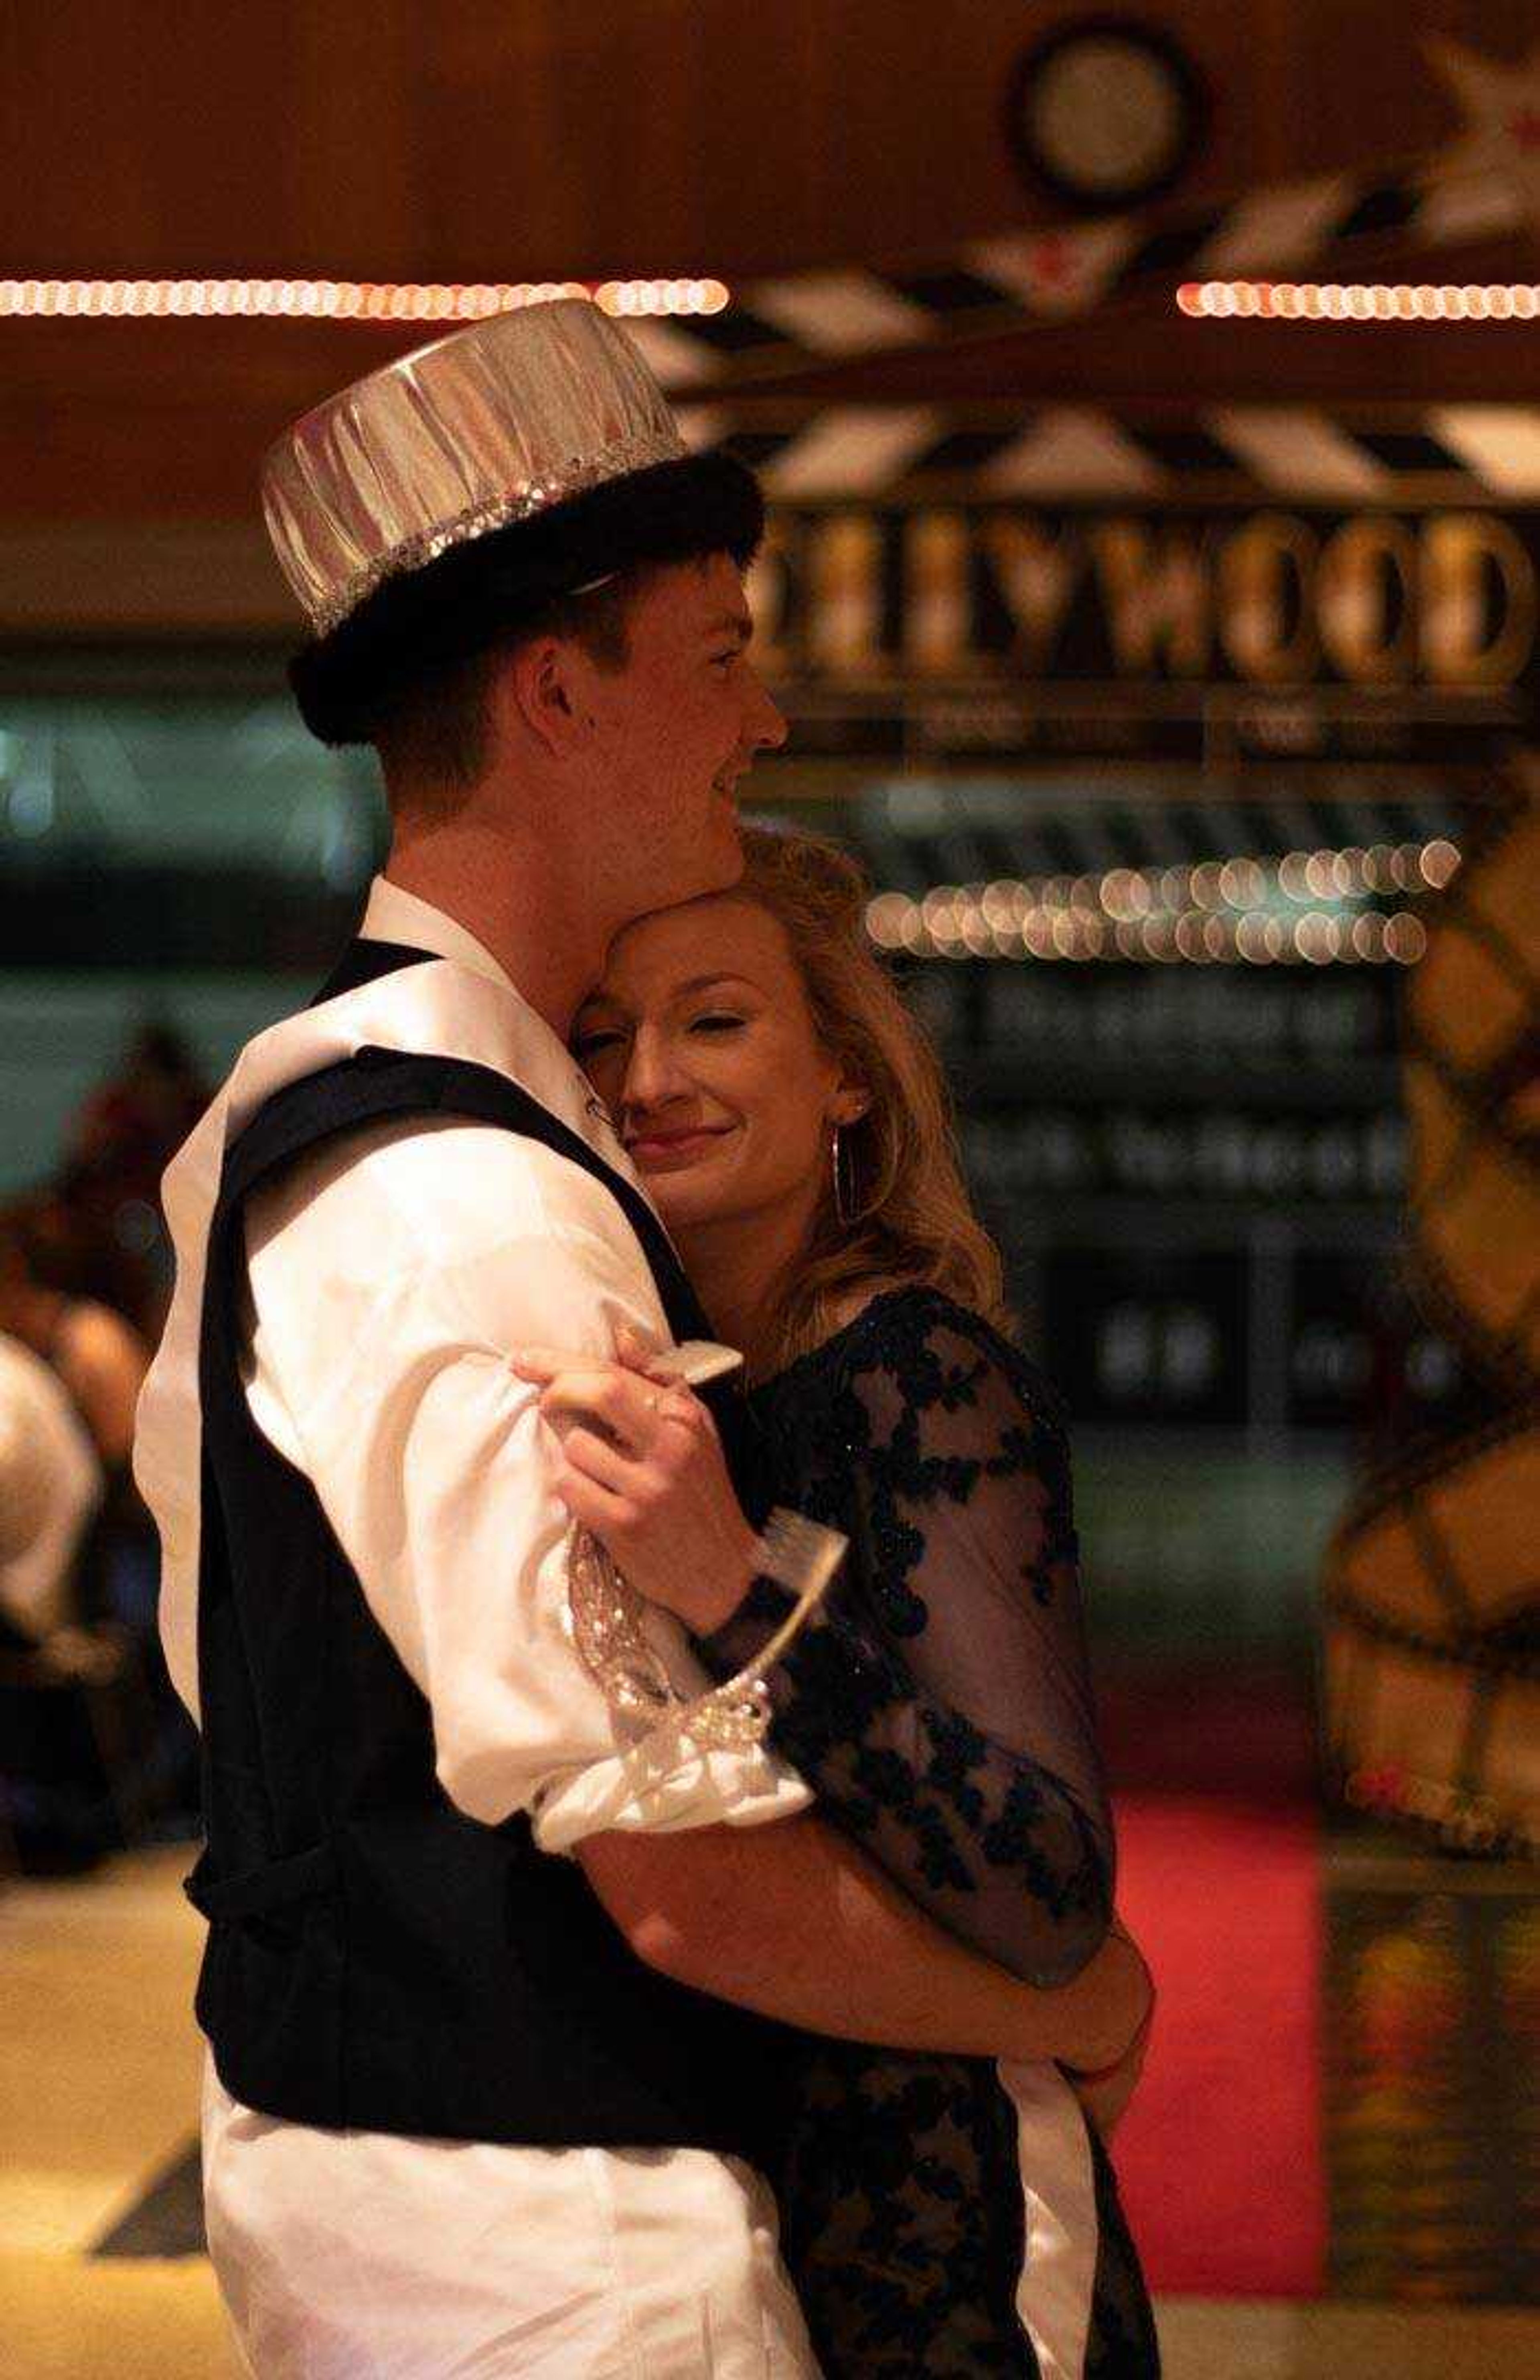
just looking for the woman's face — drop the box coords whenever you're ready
[573,893,854,1236]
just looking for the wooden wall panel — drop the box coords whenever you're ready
[8,1,1536,279]
[4,5,291,274]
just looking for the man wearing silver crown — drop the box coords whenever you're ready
[135,299,1140,2374]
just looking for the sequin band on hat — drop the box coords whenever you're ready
[304,429,683,636]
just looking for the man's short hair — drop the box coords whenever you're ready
[371,572,637,794]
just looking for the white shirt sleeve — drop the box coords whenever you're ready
[243,1114,811,1843]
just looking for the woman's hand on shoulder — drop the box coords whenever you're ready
[509,1335,757,1635]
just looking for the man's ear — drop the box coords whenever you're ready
[496,635,593,760]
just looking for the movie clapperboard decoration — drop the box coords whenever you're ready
[629,38,1540,509]
[629,139,1528,401]
[1323,790,1540,1855]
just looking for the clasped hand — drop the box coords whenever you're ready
[1064,1922,1156,2141]
[509,1327,756,1635]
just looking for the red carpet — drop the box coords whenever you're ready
[1109,1792,1326,2297]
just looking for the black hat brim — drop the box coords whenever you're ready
[289,450,765,747]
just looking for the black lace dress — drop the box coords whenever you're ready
[699,1287,1159,2378]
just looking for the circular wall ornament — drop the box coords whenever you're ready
[1004,16,1207,213]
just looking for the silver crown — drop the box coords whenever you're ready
[262,299,688,637]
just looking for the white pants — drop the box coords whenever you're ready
[203,2061,822,2378]
[999,2059,1100,2380]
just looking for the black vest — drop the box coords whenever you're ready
[186,941,780,2152]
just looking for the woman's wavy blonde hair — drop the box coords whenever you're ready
[735,823,1007,1370]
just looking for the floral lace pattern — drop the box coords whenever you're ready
[700,1288,1159,2376]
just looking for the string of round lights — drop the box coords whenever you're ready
[1176,280,1540,323]
[866,838,1458,965]
[0,277,732,322]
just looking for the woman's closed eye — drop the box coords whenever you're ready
[572,1025,626,1059]
[688,1011,746,1035]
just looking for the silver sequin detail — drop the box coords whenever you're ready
[567,1525,773,1749]
[310,428,686,635]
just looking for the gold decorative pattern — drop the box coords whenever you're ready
[1323,788,1540,1855]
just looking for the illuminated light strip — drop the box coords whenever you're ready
[1176,280,1540,323]
[865,840,1456,966]
[0,276,732,321]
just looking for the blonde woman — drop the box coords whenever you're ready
[517,827,1159,2377]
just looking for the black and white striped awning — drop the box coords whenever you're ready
[677,402,1540,502]
[628,164,1524,394]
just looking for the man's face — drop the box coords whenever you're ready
[573,553,787,922]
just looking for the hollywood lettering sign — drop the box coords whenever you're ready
[748,508,1538,697]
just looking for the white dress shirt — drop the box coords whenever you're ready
[137,877,819,2378]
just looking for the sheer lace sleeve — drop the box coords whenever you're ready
[701,1289,1115,1988]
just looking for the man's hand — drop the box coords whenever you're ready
[1061,1921,1155,2139]
[1066,2002,1153,2141]
[509,1345,756,1634]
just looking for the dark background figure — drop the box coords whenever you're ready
[0,1174,199,1854]
[56,1021,211,1336]
[0,1323,109,1869]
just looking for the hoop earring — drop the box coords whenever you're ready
[831,1123,859,1228]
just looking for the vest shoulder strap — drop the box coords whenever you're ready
[309,938,438,1006]
[216,1047,713,1349]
